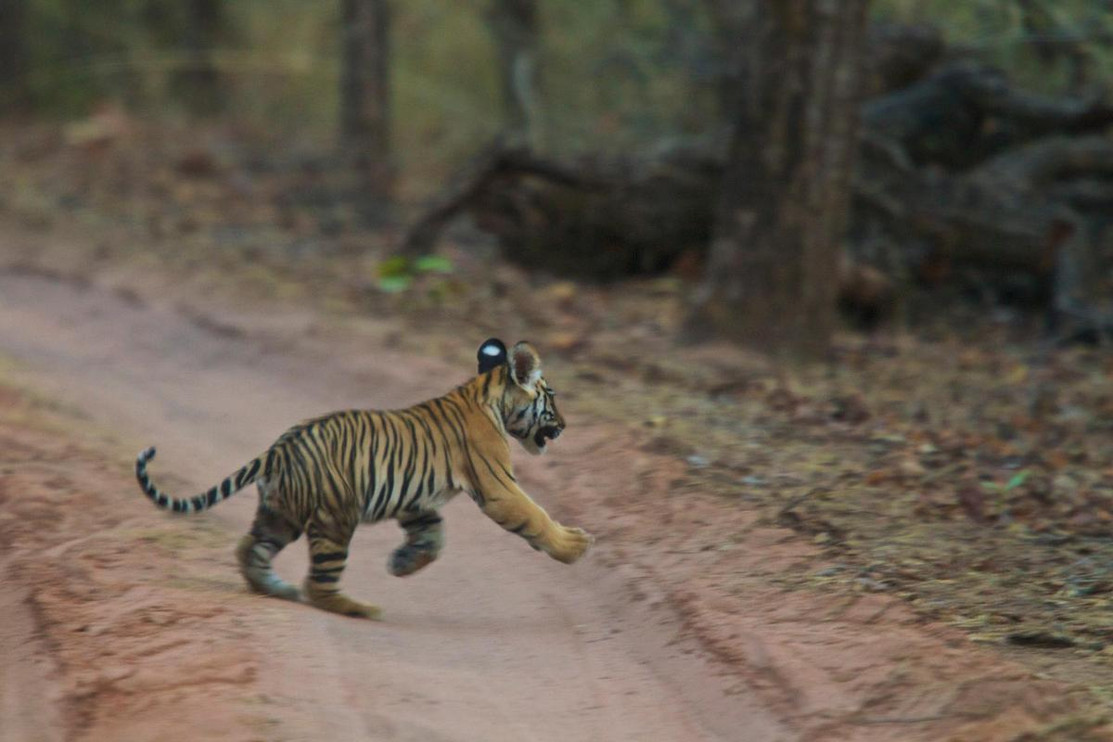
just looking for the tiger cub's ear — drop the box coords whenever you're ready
[477,338,508,374]
[509,341,542,388]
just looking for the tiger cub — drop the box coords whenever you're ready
[135,338,593,619]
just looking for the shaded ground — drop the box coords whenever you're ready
[1,120,1113,739]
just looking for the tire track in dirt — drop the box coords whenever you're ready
[0,571,66,742]
[0,406,265,742]
[0,273,786,742]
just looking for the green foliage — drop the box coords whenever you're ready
[540,0,720,154]
[8,0,724,179]
[9,0,1113,187]
[391,1,502,193]
[376,255,413,293]
[375,254,454,293]
[1004,470,1030,492]
[981,469,1031,494]
[22,0,133,114]
[414,255,454,274]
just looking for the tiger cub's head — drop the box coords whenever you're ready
[479,338,565,455]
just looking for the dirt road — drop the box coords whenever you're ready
[0,272,786,742]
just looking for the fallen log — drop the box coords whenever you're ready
[403,134,1113,276]
[400,139,601,259]
[864,22,945,96]
[400,141,720,279]
[862,62,1113,170]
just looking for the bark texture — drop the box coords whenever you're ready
[486,0,541,142]
[174,0,225,116]
[342,0,393,200]
[0,0,30,112]
[687,0,871,359]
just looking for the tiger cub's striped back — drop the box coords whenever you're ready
[135,339,593,619]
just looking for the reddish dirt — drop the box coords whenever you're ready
[0,253,1105,741]
[0,271,781,741]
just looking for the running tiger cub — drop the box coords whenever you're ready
[135,338,593,619]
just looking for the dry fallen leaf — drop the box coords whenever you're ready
[897,457,926,479]
[956,483,989,523]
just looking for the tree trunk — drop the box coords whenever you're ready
[686,0,870,360]
[698,0,759,116]
[342,0,393,202]
[174,0,225,116]
[0,0,30,112]
[486,0,541,144]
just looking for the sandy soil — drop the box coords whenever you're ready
[0,256,1104,741]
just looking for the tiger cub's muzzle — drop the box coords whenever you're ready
[535,425,563,447]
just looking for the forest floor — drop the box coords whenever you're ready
[2,119,1113,740]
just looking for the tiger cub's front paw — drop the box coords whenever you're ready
[547,525,594,564]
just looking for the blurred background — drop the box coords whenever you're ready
[4,3,1113,734]
[2,0,1112,355]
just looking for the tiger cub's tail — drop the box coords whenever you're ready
[135,446,264,514]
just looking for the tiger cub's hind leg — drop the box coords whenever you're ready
[303,514,381,620]
[236,504,302,602]
[388,511,444,577]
